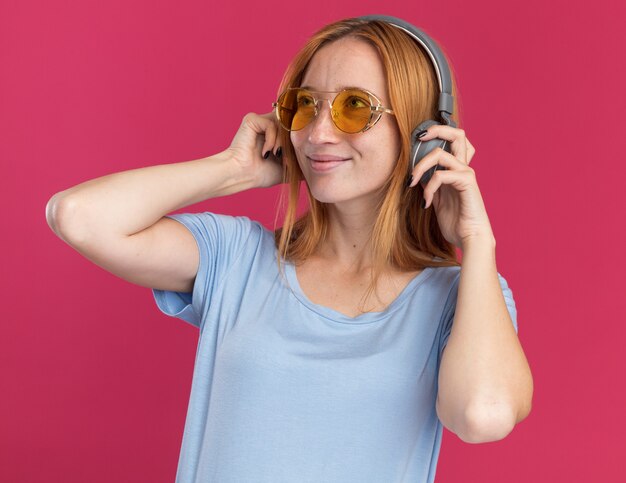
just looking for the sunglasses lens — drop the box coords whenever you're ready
[276,89,316,131]
[333,89,372,133]
[292,90,316,130]
[275,90,295,130]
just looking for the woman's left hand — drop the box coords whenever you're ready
[408,125,495,249]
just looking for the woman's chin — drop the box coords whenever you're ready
[308,188,374,207]
[304,178,383,206]
[310,192,344,204]
[306,183,349,204]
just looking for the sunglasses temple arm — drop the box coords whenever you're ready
[373,106,395,115]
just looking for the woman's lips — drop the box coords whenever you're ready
[307,155,350,172]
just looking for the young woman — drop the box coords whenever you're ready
[46,15,533,483]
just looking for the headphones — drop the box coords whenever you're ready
[358,15,456,187]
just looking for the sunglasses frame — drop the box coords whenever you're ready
[272,87,395,134]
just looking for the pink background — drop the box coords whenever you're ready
[2,0,624,481]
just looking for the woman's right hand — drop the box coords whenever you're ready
[225,112,285,188]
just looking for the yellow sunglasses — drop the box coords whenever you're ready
[272,87,395,134]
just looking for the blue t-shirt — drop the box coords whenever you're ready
[152,212,518,483]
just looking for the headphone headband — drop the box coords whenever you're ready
[358,15,456,127]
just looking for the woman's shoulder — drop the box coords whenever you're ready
[425,259,514,297]
[165,212,275,259]
[426,257,461,274]
[173,211,269,235]
[422,260,462,289]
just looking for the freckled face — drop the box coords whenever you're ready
[290,36,401,206]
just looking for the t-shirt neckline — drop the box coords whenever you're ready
[283,261,434,324]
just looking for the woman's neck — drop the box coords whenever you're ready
[317,200,379,273]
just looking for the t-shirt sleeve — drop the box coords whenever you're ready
[151,212,257,330]
[439,271,518,358]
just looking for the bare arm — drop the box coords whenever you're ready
[46,112,283,293]
[436,237,533,443]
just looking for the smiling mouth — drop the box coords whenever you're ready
[307,155,350,162]
[307,156,349,172]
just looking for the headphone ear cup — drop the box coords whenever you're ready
[410,120,451,187]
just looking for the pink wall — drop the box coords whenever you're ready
[2,0,624,481]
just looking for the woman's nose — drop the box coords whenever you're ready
[307,99,340,143]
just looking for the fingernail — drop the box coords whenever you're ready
[276,147,282,158]
[417,129,428,139]
[263,151,270,159]
[420,198,426,209]
[406,174,414,188]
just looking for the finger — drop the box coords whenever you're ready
[246,114,278,157]
[408,147,470,188]
[262,110,283,151]
[422,169,476,209]
[466,138,476,164]
[263,114,283,158]
[417,125,468,164]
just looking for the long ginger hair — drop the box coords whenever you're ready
[273,17,462,313]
